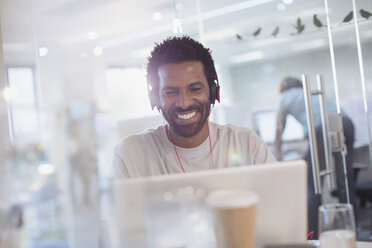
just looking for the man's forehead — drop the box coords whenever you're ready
[157,61,205,79]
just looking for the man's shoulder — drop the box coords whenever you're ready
[114,125,165,154]
[211,122,263,144]
[211,122,257,136]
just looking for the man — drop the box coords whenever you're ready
[274,77,356,238]
[112,36,275,178]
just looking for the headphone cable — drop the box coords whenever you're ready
[166,121,215,173]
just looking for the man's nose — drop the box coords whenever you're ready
[176,91,192,109]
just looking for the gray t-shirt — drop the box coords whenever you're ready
[112,122,276,178]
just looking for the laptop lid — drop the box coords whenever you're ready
[111,160,307,248]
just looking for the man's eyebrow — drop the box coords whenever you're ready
[162,86,178,90]
[189,82,204,87]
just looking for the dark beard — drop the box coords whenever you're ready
[162,101,210,138]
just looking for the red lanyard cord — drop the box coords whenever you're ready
[166,123,214,173]
[307,231,314,240]
[167,125,186,173]
[207,121,215,169]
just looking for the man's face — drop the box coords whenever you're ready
[158,61,211,138]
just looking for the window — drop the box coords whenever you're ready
[105,67,156,119]
[6,67,39,143]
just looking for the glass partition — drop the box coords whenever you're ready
[1,0,371,246]
[325,0,372,173]
[349,0,372,181]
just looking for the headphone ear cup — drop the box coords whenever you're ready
[209,83,217,105]
[148,89,160,110]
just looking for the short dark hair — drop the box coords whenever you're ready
[146,36,217,89]
[279,77,303,93]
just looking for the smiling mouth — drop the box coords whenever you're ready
[177,111,196,120]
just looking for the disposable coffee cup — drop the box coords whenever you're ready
[205,189,259,248]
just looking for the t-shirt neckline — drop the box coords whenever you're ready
[161,123,214,153]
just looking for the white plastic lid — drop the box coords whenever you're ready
[205,189,259,209]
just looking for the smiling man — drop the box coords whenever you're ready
[112,36,276,178]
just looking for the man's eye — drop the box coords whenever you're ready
[163,90,176,96]
[191,87,202,92]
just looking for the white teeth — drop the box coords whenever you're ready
[177,112,196,120]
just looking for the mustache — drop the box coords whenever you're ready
[170,104,202,114]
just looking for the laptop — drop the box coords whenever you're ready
[110,160,307,248]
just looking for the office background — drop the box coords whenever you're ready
[0,0,372,247]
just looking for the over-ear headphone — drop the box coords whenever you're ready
[210,72,220,105]
[148,83,160,111]
[148,69,220,110]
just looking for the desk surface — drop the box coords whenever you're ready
[310,241,371,247]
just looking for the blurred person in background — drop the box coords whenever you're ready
[274,77,356,238]
[0,204,23,248]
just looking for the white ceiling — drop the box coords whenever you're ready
[1,0,372,66]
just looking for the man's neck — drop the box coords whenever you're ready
[167,122,209,148]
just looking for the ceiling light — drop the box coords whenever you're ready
[230,51,264,64]
[38,163,55,175]
[153,12,162,21]
[93,46,103,56]
[277,3,285,10]
[283,0,293,4]
[39,47,48,57]
[87,31,99,40]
